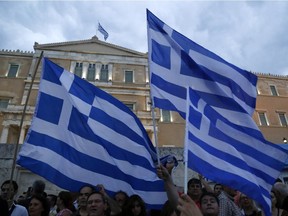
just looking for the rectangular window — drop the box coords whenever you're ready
[7,64,19,77]
[87,64,96,81]
[124,103,134,111]
[278,113,287,126]
[74,62,83,78]
[100,65,109,82]
[0,99,9,109]
[161,110,171,122]
[258,112,268,126]
[125,70,133,83]
[270,85,278,96]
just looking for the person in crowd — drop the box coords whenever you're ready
[160,200,177,216]
[19,179,46,209]
[95,184,121,216]
[217,184,242,216]
[177,192,220,216]
[213,183,223,196]
[47,194,58,216]
[74,184,95,216]
[199,192,220,216]
[271,190,288,216]
[123,194,146,216]
[114,190,129,210]
[1,179,28,216]
[187,178,203,208]
[56,191,74,216]
[86,192,107,216]
[0,196,9,216]
[28,194,50,216]
[238,193,262,216]
[273,182,288,212]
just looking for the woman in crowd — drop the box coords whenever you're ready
[123,194,146,216]
[56,191,74,216]
[239,193,262,216]
[28,195,50,216]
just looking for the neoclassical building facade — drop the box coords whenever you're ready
[0,36,288,191]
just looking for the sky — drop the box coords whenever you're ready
[1,1,288,76]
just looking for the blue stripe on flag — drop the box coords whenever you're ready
[17,57,166,209]
[147,9,288,216]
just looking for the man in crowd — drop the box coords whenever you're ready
[217,185,242,216]
[74,185,95,216]
[1,180,28,216]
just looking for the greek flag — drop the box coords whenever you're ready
[98,22,109,41]
[17,58,166,209]
[147,10,288,216]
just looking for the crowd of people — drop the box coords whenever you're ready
[1,156,288,216]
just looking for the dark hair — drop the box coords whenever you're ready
[160,200,176,216]
[87,191,105,202]
[188,178,202,188]
[29,195,50,216]
[58,191,74,210]
[1,180,18,191]
[123,194,146,216]
[78,184,96,193]
[214,183,223,190]
[32,180,46,194]
[200,192,219,205]
[47,194,57,206]
[114,190,129,200]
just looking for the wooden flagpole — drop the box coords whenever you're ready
[9,51,44,184]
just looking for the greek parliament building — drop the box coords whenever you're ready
[0,36,287,193]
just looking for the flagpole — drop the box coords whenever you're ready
[9,51,44,183]
[183,87,190,194]
[146,18,160,165]
[151,102,160,165]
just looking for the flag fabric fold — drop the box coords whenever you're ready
[17,57,166,209]
[147,9,288,216]
[98,22,109,41]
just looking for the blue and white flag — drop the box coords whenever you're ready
[147,10,288,216]
[98,22,109,41]
[17,58,166,209]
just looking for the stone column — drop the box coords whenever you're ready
[108,64,113,81]
[82,62,89,79]
[0,124,9,144]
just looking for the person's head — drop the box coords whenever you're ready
[57,191,73,210]
[87,192,107,216]
[272,182,288,208]
[239,193,254,210]
[222,185,237,198]
[114,190,129,208]
[47,194,57,209]
[187,178,203,200]
[31,180,46,196]
[125,194,146,216]
[1,180,18,200]
[213,184,223,196]
[200,192,219,216]
[29,195,50,216]
[160,200,177,216]
[78,185,95,209]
